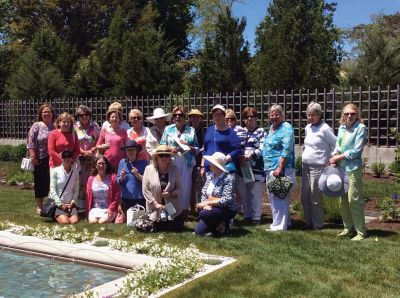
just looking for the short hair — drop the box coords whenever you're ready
[108,102,123,112]
[172,106,185,116]
[128,109,143,119]
[241,107,258,126]
[225,109,237,120]
[106,110,122,122]
[37,103,56,122]
[340,103,364,125]
[75,105,92,118]
[269,104,283,115]
[91,155,113,175]
[306,102,323,116]
[55,112,74,131]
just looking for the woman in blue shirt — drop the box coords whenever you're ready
[330,104,367,241]
[262,104,296,231]
[117,140,148,213]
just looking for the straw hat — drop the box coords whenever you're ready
[203,152,228,173]
[318,165,349,197]
[146,108,172,124]
[188,109,204,117]
[154,144,174,155]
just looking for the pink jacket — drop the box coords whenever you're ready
[86,174,120,219]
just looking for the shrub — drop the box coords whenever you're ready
[388,161,400,176]
[5,171,33,185]
[377,197,400,221]
[0,144,27,162]
[295,156,302,176]
[370,162,386,178]
[0,145,13,161]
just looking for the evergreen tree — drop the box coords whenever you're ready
[249,0,341,91]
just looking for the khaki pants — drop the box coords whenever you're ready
[340,168,366,236]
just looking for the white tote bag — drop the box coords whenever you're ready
[126,204,146,227]
[21,157,34,172]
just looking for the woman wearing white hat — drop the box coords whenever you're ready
[146,108,172,156]
[195,152,237,236]
[329,103,367,241]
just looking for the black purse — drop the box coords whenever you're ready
[40,170,74,220]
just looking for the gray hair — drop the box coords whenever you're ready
[75,105,92,117]
[269,104,283,115]
[306,102,323,116]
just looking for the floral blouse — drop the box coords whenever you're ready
[160,124,199,167]
[201,172,237,211]
[27,122,55,159]
[74,121,100,151]
[262,122,295,171]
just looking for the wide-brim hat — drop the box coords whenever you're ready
[203,152,228,173]
[188,109,204,117]
[120,140,142,152]
[318,165,349,197]
[154,144,174,155]
[146,108,172,124]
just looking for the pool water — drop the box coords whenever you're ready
[0,250,125,297]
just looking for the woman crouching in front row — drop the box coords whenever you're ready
[195,152,237,236]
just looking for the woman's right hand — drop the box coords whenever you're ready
[120,169,126,181]
[154,202,164,211]
[31,158,39,166]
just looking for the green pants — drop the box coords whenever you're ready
[340,168,366,236]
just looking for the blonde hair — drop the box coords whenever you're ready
[128,109,143,119]
[225,109,237,120]
[172,106,185,115]
[340,103,363,125]
[55,112,74,131]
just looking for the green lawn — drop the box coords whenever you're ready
[1,183,399,297]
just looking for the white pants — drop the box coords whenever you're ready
[172,155,193,211]
[236,175,265,221]
[266,168,296,231]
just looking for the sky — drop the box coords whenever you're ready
[232,0,400,53]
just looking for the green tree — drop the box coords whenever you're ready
[5,50,66,99]
[190,7,249,93]
[249,0,341,91]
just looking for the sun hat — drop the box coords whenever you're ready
[318,165,349,197]
[155,144,174,155]
[188,109,204,117]
[267,172,293,199]
[120,140,142,152]
[211,104,226,114]
[146,108,172,124]
[203,152,228,173]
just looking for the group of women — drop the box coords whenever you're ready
[27,101,367,240]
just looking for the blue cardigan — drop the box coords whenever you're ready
[117,159,148,199]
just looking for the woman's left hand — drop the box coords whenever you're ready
[196,201,207,210]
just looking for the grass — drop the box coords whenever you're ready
[1,181,400,298]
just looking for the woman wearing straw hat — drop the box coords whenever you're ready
[195,152,237,236]
[142,145,184,231]
[329,103,367,241]
[146,108,172,156]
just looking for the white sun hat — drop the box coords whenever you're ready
[318,165,349,197]
[203,152,228,173]
[146,108,172,124]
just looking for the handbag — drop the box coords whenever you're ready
[134,213,156,233]
[126,204,146,227]
[267,170,293,199]
[21,157,34,172]
[40,169,74,219]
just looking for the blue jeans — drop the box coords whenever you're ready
[195,206,237,235]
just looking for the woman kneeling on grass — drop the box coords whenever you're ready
[195,152,237,236]
[86,156,120,224]
[49,149,80,224]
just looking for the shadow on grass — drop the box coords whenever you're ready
[365,229,398,237]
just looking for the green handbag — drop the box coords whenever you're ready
[267,174,293,199]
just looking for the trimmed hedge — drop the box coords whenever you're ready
[0,144,27,161]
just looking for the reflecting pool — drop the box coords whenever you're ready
[0,249,125,297]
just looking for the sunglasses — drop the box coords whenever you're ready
[245,115,255,119]
[158,154,170,158]
[173,113,184,118]
[343,112,356,116]
[225,118,236,121]
[78,114,89,117]
[130,116,142,120]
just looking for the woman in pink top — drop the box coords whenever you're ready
[48,112,80,169]
[96,109,128,171]
[127,109,150,161]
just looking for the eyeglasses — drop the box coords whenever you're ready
[78,114,89,117]
[158,154,170,158]
[130,116,141,120]
[213,112,225,117]
[96,162,107,166]
[62,156,73,159]
[343,112,356,116]
[173,113,184,118]
[244,115,255,119]
[225,118,236,121]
